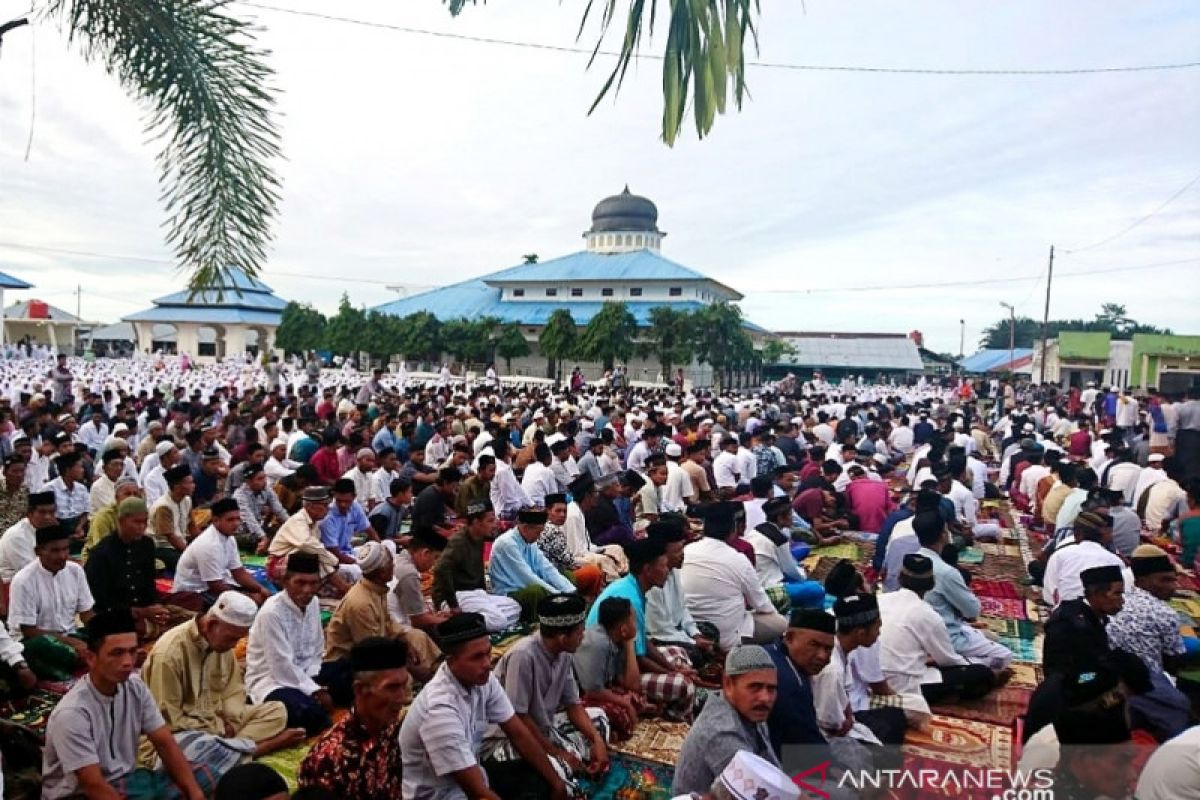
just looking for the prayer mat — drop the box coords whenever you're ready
[575,753,675,800]
[996,634,1042,663]
[978,617,1040,640]
[972,580,1024,600]
[240,553,268,567]
[1171,598,1200,618]
[254,740,315,791]
[978,543,1022,557]
[490,624,533,665]
[0,690,61,740]
[886,755,1011,800]
[931,685,1034,727]
[1007,663,1044,689]
[610,719,691,767]
[902,715,1013,770]
[1178,572,1200,592]
[956,546,984,565]
[807,542,861,562]
[977,596,1028,620]
[154,577,174,595]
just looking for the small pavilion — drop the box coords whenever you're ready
[123,269,286,361]
[0,270,33,348]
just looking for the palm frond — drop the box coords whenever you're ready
[46,0,281,294]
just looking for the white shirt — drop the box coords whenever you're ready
[48,477,90,519]
[264,456,295,488]
[743,528,802,588]
[342,466,373,508]
[811,640,881,745]
[245,591,325,703]
[712,451,739,489]
[735,448,757,484]
[659,461,693,514]
[78,422,109,452]
[1018,465,1049,504]
[563,502,595,556]
[520,462,558,508]
[7,560,93,639]
[89,475,117,514]
[965,456,987,500]
[1145,479,1186,532]
[489,460,531,517]
[946,481,975,524]
[625,441,653,475]
[1133,467,1167,508]
[371,467,400,504]
[0,519,36,583]
[742,498,767,531]
[877,587,969,696]
[679,537,776,649]
[888,426,914,454]
[142,466,168,508]
[172,526,242,593]
[812,423,835,445]
[1136,725,1200,800]
[1042,539,1132,606]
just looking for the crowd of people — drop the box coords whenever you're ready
[0,349,1198,799]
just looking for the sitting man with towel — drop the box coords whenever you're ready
[431,500,521,632]
[267,485,360,596]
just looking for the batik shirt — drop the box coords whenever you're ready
[1107,585,1186,673]
[536,522,576,573]
[299,712,403,800]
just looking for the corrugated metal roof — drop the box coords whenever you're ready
[88,322,217,343]
[122,307,282,325]
[4,300,81,322]
[151,288,287,311]
[774,335,923,371]
[1058,332,1111,361]
[483,250,742,300]
[0,271,33,290]
[958,348,1035,373]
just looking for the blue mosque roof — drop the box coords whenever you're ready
[123,268,285,326]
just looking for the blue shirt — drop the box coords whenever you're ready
[587,575,649,657]
[874,507,914,572]
[319,502,370,555]
[371,427,398,455]
[918,546,980,650]
[487,529,574,596]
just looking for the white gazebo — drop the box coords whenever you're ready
[3,298,86,354]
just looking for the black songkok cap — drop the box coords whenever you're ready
[537,593,587,628]
[86,608,137,643]
[824,560,861,598]
[409,525,448,552]
[286,552,321,575]
[436,612,490,648]
[211,497,239,516]
[28,490,55,510]
[1081,565,1123,588]
[517,507,548,525]
[761,497,791,520]
[833,594,880,628]
[788,608,837,634]
[35,521,73,546]
[350,636,409,673]
[543,493,567,508]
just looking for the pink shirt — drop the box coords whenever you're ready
[845,478,892,533]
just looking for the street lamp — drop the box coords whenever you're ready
[999,302,1015,380]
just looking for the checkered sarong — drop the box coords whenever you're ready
[641,670,695,722]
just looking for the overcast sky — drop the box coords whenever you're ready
[1,0,1197,354]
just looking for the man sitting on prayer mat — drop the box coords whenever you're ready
[390,524,453,635]
[7,521,95,680]
[1050,669,1138,800]
[172,497,270,608]
[399,612,569,800]
[743,496,825,614]
[149,464,197,572]
[41,610,216,800]
[431,499,521,632]
[913,509,1014,673]
[673,645,782,797]
[764,609,834,765]
[232,463,288,554]
[484,593,610,794]
[1043,510,1132,607]
[85,497,204,637]
[585,537,698,721]
[141,592,303,758]
[0,489,57,610]
[245,552,336,736]
[298,637,410,800]
[267,485,359,595]
[80,477,140,562]
[645,517,716,671]
[877,554,998,704]
[534,493,605,600]
[488,507,577,623]
[323,541,440,701]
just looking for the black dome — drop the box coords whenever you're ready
[589,186,660,233]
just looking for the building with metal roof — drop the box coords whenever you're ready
[958,348,1034,375]
[372,188,767,384]
[122,269,285,361]
[0,269,34,349]
[3,298,88,353]
[1030,332,1132,390]
[764,332,924,380]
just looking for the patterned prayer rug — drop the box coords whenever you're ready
[0,690,62,740]
[978,617,1040,640]
[255,740,315,791]
[977,596,1029,620]
[806,542,861,563]
[956,546,984,565]
[930,685,1034,727]
[971,579,1024,600]
[997,634,1043,662]
[575,753,675,800]
[978,543,1022,558]
[1006,662,1044,689]
[610,719,691,766]
[902,715,1013,770]
[1171,597,1200,618]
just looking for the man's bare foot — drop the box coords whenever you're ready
[254,727,307,756]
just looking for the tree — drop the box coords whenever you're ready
[759,337,794,366]
[275,301,326,356]
[12,1,282,292]
[1094,303,1134,335]
[692,302,752,391]
[323,293,367,357]
[447,0,760,145]
[578,302,638,372]
[494,323,531,371]
[522,254,539,264]
[978,304,1173,349]
[539,308,578,382]
[440,317,499,365]
[361,310,406,366]
[398,312,442,363]
[643,306,695,381]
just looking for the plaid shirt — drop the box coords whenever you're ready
[234,483,288,539]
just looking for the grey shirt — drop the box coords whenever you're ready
[572,625,622,693]
[493,634,580,735]
[391,547,427,626]
[672,691,779,796]
[1110,507,1142,558]
[42,675,165,799]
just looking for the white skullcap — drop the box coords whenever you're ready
[155,440,176,457]
[664,442,682,457]
[271,437,288,450]
[210,591,258,628]
[356,447,375,460]
[1148,453,1165,463]
[356,541,390,574]
[112,423,129,435]
[718,751,801,800]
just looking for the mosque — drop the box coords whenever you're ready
[373,187,769,384]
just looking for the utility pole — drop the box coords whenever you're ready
[1038,245,1054,386]
[75,284,82,320]
[958,319,965,359]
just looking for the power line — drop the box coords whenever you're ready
[1063,169,1200,254]
[238,2,1200,76]
[747,258,1198,295]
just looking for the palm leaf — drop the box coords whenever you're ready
[45,0,281,295]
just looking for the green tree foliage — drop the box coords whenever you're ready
[693,302,753,391]
[494,323,532,370]
[978,304,1172,349]
[578,302,638,371]
[41,0,281,292]
[759,338,794,365]
[446,0,760,145]
[643,306,695,379]
[539,309,579,381]
[399,312,442,362]
[361,310,408,365]
[275,301,326,356]
[440,317,499,364]
[323,293,367,356]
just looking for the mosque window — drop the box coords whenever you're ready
[545,288,557,297]
[571,288,583,297]
[601,288,614,297]
[512,288,525,298]
[669,287,682,297]
[629,287,643,297]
